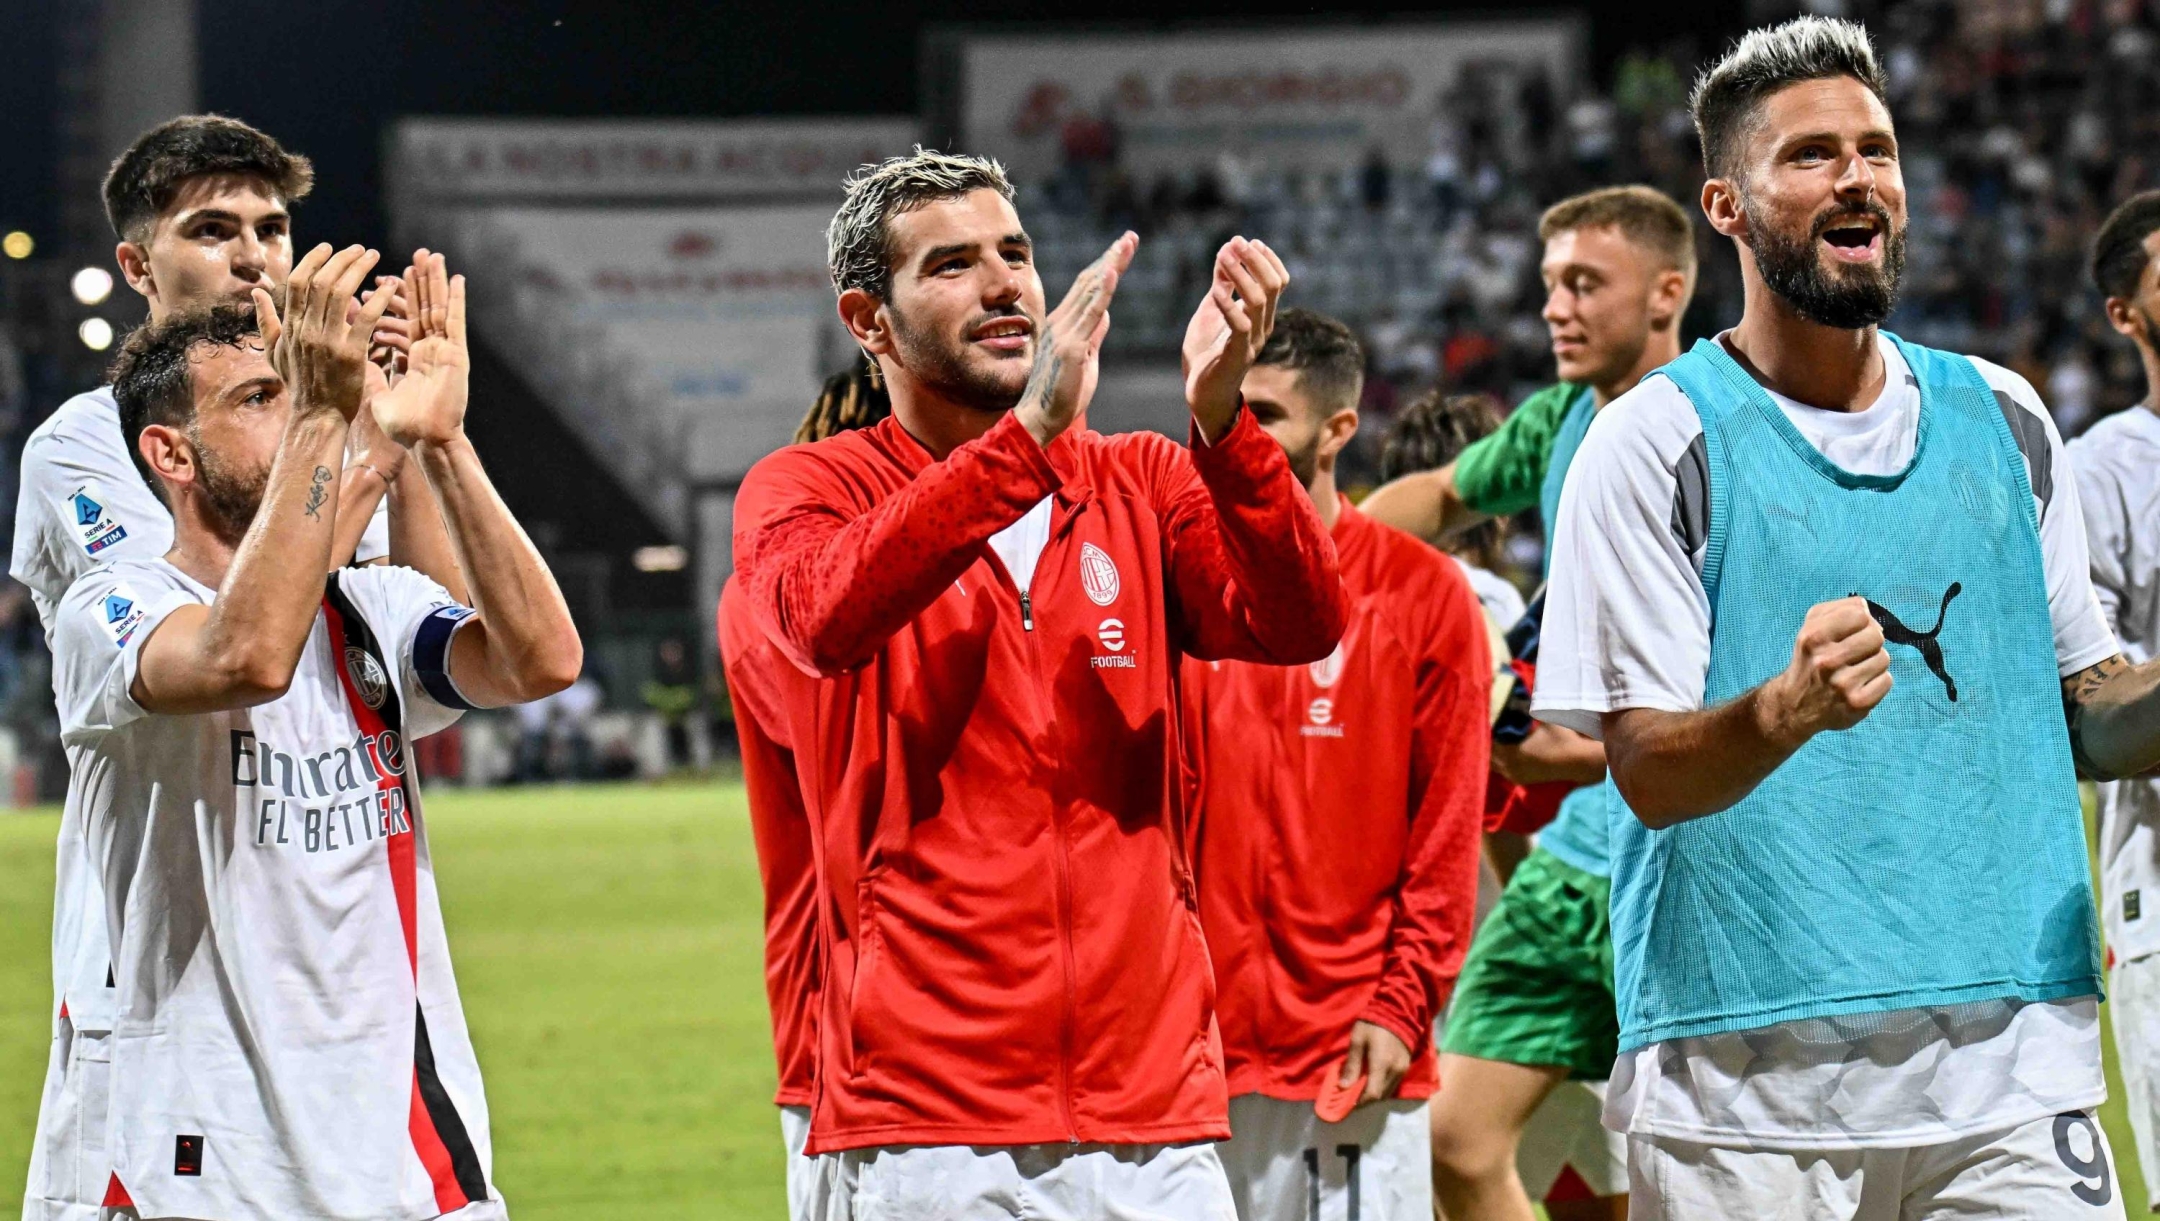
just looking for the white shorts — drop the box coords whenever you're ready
[1516,1079,1627,1201]
[1217,1093,1430,1221]
[818,1139,1235,1221]
[781,1106,839,1221]
[2111,952,2160,1210]
[23,1019,109,1221]
[1627,1108,2129,1220]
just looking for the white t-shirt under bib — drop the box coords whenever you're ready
[1533,333,2116,1147]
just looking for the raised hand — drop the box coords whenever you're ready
[1760,596,1893,746]
[369,249,472,448]
[1013,231,1137,448]
[254,242,391,425]
[1182,237,1288,442]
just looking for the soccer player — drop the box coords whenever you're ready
[715,367,892,1221]
[1535,17,2157,1216]
[1182,309,1491,1221]
[1385,186,1696,1221]
[732,149,1343,1216]
[16,115,451,1221]
[60,248,578,1220]
[2070,190,2160,1214]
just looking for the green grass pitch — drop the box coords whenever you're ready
[0,779,2150,1215]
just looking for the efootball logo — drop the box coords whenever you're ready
[1307,697,1335,726]
[1079,543,1120,606]
[345,646,390,710]
[1097,618,1126,652]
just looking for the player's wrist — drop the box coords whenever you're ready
[1751,674,1811,752]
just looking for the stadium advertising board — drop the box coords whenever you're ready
[958,22,1582,178]
[471,204,848,482]
[390,115,921,201]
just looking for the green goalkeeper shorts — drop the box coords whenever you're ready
[1441,848,1618,1080]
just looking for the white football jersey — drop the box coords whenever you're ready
[12,387,392,1037]
[2071,407,2160,966]
[54,557,499,1220]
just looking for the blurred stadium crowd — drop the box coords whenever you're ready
[2,0,2159,791]
[1024,0,2160,481]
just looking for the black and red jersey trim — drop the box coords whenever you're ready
[324,574,490,1210]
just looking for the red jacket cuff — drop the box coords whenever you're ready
[1358,1003,1431,1065]
[983,409,1064,497]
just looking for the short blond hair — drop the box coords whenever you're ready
[1539,185,1698,303]
[826,147,1013,300]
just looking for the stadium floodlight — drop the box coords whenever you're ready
[633,544,688,573]
[79,318,114,352]
[1,231,31,260]
[71,266,114,305]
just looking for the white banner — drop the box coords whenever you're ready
[959,23,1581,178]
[473,204,852,481]
[391,116,921,201]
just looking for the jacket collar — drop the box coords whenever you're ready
[869,413,1092,506]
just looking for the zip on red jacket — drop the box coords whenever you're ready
[1181,498,1491,1102]
[733,405,1345,1155]
[717,576,821,1109]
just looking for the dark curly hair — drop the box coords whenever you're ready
[795,360,892,444]
[109,304,262,501]
[1381,389,1508,572]
[103,115,314,243]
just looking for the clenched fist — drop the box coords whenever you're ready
[1758,596,1893,747]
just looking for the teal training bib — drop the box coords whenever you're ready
[1606,335,2100,1051]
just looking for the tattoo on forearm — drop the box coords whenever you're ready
[2063,653,2130,779]
[304,466,332,520]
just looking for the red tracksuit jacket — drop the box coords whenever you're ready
[732,406,1345,1154]
[1181,500,1490,1101]
[718,577,821,1108]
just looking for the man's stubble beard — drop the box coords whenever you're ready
[1281,430,1322,491]
[887,300,1028,415]
[1745,194,1907,330]
[194,434,271,550]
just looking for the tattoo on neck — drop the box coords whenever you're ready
[304,465,332,520]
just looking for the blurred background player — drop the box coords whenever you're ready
[1535,18,2160,1215]
[12,114,449,1221]
[793,360,892,445]
[1376,390,1520,628]
[1183,309,1491,1221]
[732,149,1342,1217]
[713,360,891,1220]
[2071,189,2160,1215]
[66,248,577,1220]
[1407,184,1695,1221]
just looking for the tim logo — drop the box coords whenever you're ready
[1079,543,1120,606]
[1860,582,1962,701]
[1308,642,1345,689]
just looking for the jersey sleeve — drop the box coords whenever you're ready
[13,403,176,638]
[354,496,391,564]
[1972,360,2118,676]
[51,565,199,746]
[1450,383,1578,518]
[336,565,478,739]
[2070,433,2132,642]
[1529,379,1713,739]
